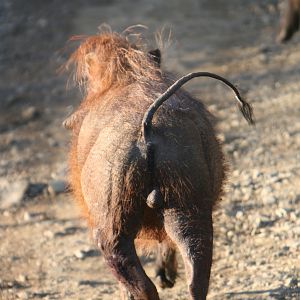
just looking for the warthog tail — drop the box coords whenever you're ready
[142,72,254,143]
[141,72,254,209]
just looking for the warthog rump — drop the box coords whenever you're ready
[64,31,254,300]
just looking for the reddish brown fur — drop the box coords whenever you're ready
[66,33,161,100]
[65,31,226,300]
[66,33,162,226]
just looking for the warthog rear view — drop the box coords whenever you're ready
[64,31,254,300]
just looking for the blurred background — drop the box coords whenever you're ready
[0,0,300,299]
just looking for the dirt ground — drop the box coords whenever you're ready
[1,0,300,299]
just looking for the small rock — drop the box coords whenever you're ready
[282,246,290,252]
[6,280,24,288]
[227,231,234,239]
[78,280,102,287]
[23,211,32,221]
[275,208,288,218]
[294,194,300,204]
[26,183,46,198]
[74,249,85,259]
[239,139,249,149]
[43,230,54,239]
[241,188,252,200]
[267,176,281,184]
[259,260,266,265]
[10,256,21,262]
[290,212,297,222]
[233,151,239,159]
[263,196,277,205]
[236,211,244,219]
[36,260,42,267]
[248,260,256,266]
[21,106,39,122]
[17,291,29,299]
[252,169,262,179]
[217,133,225,142]
[32,291,52,298]
[255,216,276,229]
[17,274,28,283]
[24,212,47,222]
[54,226,83,237]
[254,147,264,156]
[226,248,233,256]
[3,210,10,217]
[74,248,100,260]
[232,169,240,177]
[231,119,239,127]
[47,180,67,196]
[0,179,29,209]
[83,249,100,257]
[259,53,268,63]
[286,277,298,288]
[224,143,236,154]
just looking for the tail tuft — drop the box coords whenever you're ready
[237,96,255,125]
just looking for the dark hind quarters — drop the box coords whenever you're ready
[148,49,161,67]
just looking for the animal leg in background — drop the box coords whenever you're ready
[154,241,177,288]
[277,0,300,42]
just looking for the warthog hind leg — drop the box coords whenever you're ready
[164,207,213,300]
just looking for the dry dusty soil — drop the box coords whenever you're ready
[0,0,300,299]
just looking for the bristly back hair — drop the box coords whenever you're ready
[64,28,162,100]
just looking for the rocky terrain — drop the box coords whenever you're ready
[0,0,299,299]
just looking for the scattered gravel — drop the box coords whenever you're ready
[0,0,299,299]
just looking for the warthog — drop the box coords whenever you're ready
[63,31,254,300]
[277,0,300,42]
